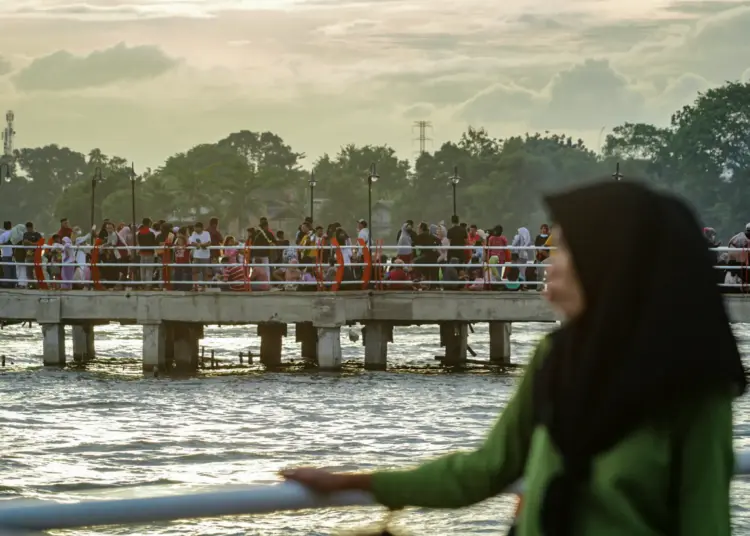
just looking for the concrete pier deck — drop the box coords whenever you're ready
[3,290,750,373]
[0,290,557,324]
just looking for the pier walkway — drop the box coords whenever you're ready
[2,290,750,373]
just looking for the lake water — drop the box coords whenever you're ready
[1,322,750,535]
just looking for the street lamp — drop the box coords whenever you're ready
[90,167,103,230]
[613,161,624,181]
[308,170,317,222]
[0,162,11,186]
[129,163,137,231]
[367,163,379,249]
[450,166,460,218]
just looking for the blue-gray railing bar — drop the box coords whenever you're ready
[1,450,749,531]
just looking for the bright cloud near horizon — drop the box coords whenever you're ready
[0,0,749,170]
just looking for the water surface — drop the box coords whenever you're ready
[1,322,749,535]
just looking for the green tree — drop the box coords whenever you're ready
[313,144,410,235]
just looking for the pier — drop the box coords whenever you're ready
[2,290,750,373]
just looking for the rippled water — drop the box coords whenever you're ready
[2,322,750,535]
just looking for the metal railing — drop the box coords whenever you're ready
[0,449,749,531]
[1,240,749,291]
[0,239,553,290]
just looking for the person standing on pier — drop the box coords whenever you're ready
[253,217,277,281]
[283,180,746,536]
[189,222,212,291]
[207,217,223,279]
[137,218,157,289]
[0,221,14,288]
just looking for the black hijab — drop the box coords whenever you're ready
[535,181,746,536]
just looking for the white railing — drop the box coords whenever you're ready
[0,243,748,290]
[0,449,749,531]
[0,243,552,289]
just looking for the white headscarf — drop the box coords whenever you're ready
[512,227,533,261]
[10,224,25,244]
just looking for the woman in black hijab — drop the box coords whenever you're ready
[283,181,746,536]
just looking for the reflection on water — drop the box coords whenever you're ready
[1,322,750,535]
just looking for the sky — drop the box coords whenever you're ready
[0,0,749,170]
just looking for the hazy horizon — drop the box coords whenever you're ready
[1,0,749,170]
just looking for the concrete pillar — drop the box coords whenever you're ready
[142,323,168,373]
[489,321,512,364]
[363,322,390,371]
[316,327,342,371]
[258,322,287,368]
[41,324,65,367]
[72,324,95,362]
[296,322,318,364]
[442,322,468,367]
[173,323,200,375]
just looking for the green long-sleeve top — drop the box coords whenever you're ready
[370,339,735,535]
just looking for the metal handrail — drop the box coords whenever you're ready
[1,242,749,290]
[1,450,749,531]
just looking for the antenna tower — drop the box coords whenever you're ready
[2,110,15,157]
[412,120,433,155]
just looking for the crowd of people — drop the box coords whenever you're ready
[0,214,558,292]
[1,212,743,292]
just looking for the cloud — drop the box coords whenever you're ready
[665,0,750,15]
[680,6,750,81]
[402,103,435,120]
[0,56,12,76]
[537,59,646,130]
[1,0,749,170]
[12,43,180,91]
[458,84,540,124]
[457,59,646,131]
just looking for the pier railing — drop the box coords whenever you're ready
[0,449,749,531]
[0,242,748,291]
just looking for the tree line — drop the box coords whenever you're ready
[1,81,748,239]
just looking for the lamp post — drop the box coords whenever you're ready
[0,161,10,186]
[450,166,460,218]
[308,170,317,222]
[90,167,103,230]
[613,162,624,181]
[129,163,137,231]
[367,163,379,248]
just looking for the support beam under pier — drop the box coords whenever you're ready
[363,322,391,371]
[440,322,468,367]
[489,321,512,364]
[142,323,168,374]
[258,322,287,368]
[296,322,318,364]
[72,324,95,362]
[173,324,200,375]
[41,324,65,367]
[316,327,342,371]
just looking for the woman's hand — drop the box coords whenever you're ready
[280,468,371,493]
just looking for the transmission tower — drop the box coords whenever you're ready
[2,110,15,157]
[412,120,433,155]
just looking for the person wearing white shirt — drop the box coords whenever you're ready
[0,221,15,287]
[189,222,212,289]
[357,219,370,246]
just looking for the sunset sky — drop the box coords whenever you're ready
[0,0,748,170]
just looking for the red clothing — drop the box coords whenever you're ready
[208,226,223,260]
[137,227,157,256]
[487,235,510,262]
[387,268,412,290]
[223,265,245,291]
[396,253,412,264]
[174,247,191,264]
[57,227,73,239]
